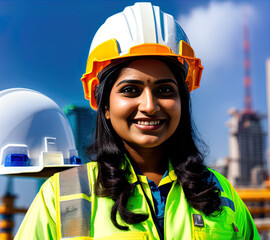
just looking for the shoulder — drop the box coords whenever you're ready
[207,168,252,216]
[58,161,98,175]
[38,162,98,199]
[36,176,56,210]
[207,167,229,183]
[57,162,98,181]
[56,162,98,194]
[207,167,241,212]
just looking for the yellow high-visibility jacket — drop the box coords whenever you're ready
[15,159,260,240]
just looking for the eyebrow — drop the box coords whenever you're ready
[155,79,178,86]
[116,80,143,87]
[116,78,178,87]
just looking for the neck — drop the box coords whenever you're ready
[124,142,167,183]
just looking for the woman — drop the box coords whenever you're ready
[15,2,259,240]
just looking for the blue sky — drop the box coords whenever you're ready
[0,0,269,232]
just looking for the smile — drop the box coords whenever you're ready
[136,120,161,126]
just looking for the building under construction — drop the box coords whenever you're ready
[226,21,266,187]
[225,20,270,237]
[227,109,266,187]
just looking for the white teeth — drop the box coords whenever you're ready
[137,120,160,126]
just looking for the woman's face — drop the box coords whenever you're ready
[106,59,181,149]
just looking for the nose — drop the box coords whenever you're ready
[138,88,160,115]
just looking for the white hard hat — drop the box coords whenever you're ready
[0,88,81,176]
[81,2,203,110]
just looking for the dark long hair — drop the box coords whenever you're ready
[87,57,221,230]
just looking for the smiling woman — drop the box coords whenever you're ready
[15,2,259,240]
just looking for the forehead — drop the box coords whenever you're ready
[116,59,176,82]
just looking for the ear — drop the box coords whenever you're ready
[105,107,110,119]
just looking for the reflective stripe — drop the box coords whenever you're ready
[60,198,91,238]
[220,196,235,212]
[60,193,91,202]
[208,171,224,192]
[60,165,91,197]
[59,165,92,239]
[208,171,235,212]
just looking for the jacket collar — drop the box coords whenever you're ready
[123,154,177,185]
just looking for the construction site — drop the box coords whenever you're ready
[0,1,270,240]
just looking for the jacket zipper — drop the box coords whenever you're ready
[137,181,164,240]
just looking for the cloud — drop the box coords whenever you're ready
[178,1,256,68]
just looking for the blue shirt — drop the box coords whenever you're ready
[147,171,172,232]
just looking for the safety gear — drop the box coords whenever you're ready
[81,2,203,110]
[15,159,259,240]
[0,88,81,175]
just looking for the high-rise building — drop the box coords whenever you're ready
[227,109,266,186]
[63,105,97,163]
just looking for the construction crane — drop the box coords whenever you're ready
[0,177,27,240]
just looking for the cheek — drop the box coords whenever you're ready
[163,98,181,117]
[172,103,181,126]
[109,94,137,121]
[165,99,181,131]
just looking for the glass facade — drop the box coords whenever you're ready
[63,105,97,163]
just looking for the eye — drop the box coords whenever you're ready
[119,86,140,96]
[156,86,175,94]
[158,86,172,93]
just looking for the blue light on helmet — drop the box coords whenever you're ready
[4,154,30,167]
[70,156,82,165]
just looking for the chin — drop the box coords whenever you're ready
[134,138,165,149]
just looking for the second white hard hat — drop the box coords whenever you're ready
[0,88,81,176]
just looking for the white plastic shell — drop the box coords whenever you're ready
[89,2,189,56]
[0,88,79,174]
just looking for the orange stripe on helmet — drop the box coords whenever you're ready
[81,39,203,111]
